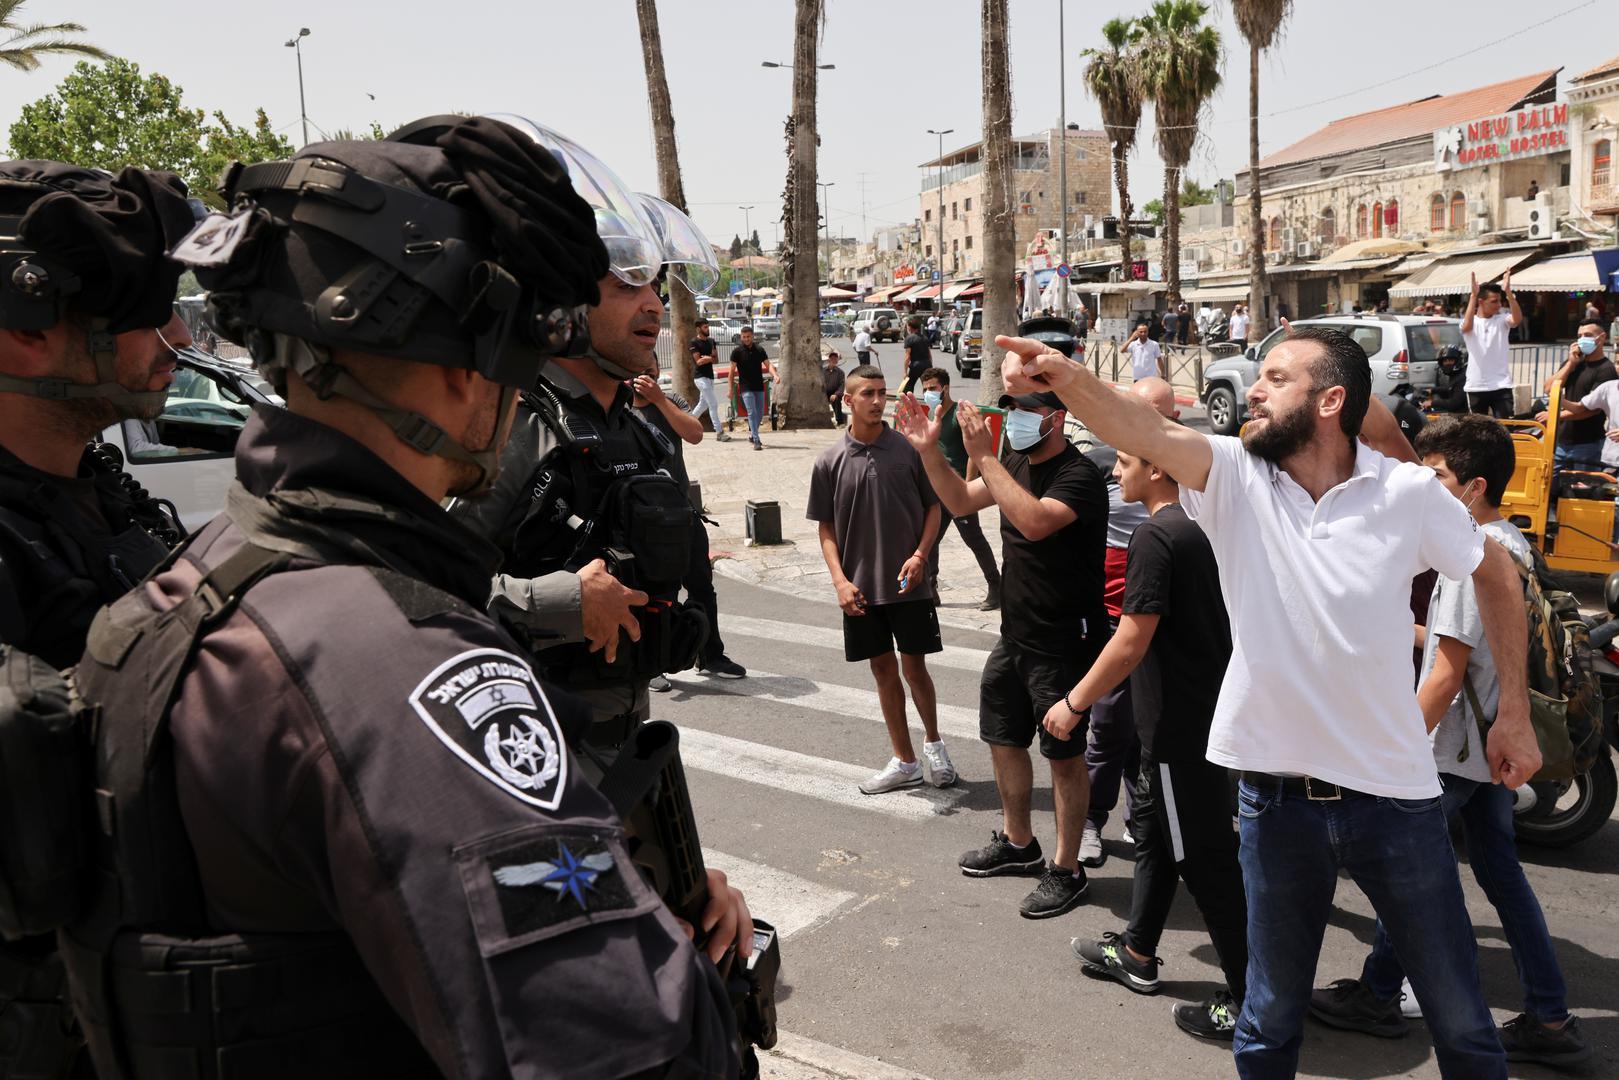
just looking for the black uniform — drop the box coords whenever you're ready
[452,360,700,745]
[64,407,737,1079]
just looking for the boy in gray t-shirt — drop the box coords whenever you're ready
[1313,415,1586,1066]
[807,365,955,795]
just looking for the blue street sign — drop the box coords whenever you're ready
[1056,263,1072,278]
[728,280,744,294]
[932,271,941,282]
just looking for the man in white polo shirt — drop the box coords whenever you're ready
[999,324,1538,1080]
[1460,270,1522,419]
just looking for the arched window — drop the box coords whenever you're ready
[1355,203,1368,238]
[1387,199,1399,232]
[1267,216,1283,250]
[1429,194,1446,233]
[1317,207,1336,244]
[1595,139,1613,188]
[1449,191,1467,231]
[1372,201,1383,238]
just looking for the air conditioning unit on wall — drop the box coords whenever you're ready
[1281,227,1297,248]
[1527,192,1556,240]
[1231,237,1247,256]
[1295,241,1315,258]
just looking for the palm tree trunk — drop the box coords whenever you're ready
[1164,165,1181,304]
[1114,146,1133,283]
[1246,41,1267,337]
[978,0,1015,404]
[635,0,697,404]
[781,0,830,428]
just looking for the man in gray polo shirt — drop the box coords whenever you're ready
[808,364,955,794]
[1000,325,1538,1079]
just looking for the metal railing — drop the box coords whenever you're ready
[1081,336,1208,399]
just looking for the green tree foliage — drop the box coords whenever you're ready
[1142,177,1217,226]
[6,59,293,202]
[728,233,744,259]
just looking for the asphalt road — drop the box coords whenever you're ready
[656,573,1619,1080]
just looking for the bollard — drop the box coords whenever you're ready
[745,500,782,545]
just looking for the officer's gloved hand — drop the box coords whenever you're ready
[579,558,648,663]
[675,868,754,966]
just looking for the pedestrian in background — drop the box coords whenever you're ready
[1161,306,1180,346]
[808,365,955,795]
[917,367,1002,611]
[1537,321,1614,472]
[1310,414,1589,1068]
[688,317,730,441]
[1126,323,1162,382]
[898,383,1108,919]
[1460,271,1522,419]
[823,348,847,426]
[854,325,875,367]
[729,324,774,451]
[901,316,931,395]
[1056,441,1244,1042]
[1176,302,1192,345]
[1229,304,1250,349]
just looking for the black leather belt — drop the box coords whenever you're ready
[1240,771,1374,801]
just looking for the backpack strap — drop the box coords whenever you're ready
[1458,673,1488,764]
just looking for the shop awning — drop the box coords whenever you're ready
[820,286,858,300]
[1183,284,1250,302]
[1507,254,1602,293]
[865,284,908,302]
[942,279,979,301]
[1388,250,1536,297]
[1269,255,1404,276]
[960,283,985,299]
[895,283,942,302]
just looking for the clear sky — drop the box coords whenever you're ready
[4,0,1605,255]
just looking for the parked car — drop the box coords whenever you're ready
[707,318,748,345]
[940,315,963,355]
[97,347,282,532]
[1200,313,1457,437]
[852,307,903,343]
[751,315,782,341]
[956,308,984,378]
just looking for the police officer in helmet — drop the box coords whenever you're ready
[0,160,194,1078]
[449,117,712,749]
[64,118,747,1079]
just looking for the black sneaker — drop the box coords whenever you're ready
[1175,991,1239,1041]
[1019,864,1089,919]
[699,656,747,679]
[1074,931,1161,993]
[958,831,1045,877]
[1498,1013,1592,1066]
[1307,978,1409,1038]
[978,583,1001,611]
[648,675,673,693]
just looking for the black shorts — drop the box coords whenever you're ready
[843,600,942,662]
[979,638,1091,760]
[1467,388,1515,419]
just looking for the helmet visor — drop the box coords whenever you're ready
[636,193,719,297]
[485,113,662,287]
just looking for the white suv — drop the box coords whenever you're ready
[852,307,903,343]
[1200,314,1459,437]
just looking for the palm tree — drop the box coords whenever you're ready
[978,0,1015,403]
[1082,18,1144,288]
[635,0,699,404]
[0,0,109,72]
[1136,0,1221,306]
[1232,0,1292,338]
[780,0,831,428]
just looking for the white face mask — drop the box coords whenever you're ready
[1004,409,1050,451]
[922,389,943,410]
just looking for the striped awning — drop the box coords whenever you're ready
[942,279,979,301]
[1388,250,1536,297]
[1183,284,1250,302]
[1507,254,1602,293]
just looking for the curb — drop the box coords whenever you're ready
[762,1032,938,1080]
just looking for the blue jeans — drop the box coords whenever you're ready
[1362,776,1568,1022]
[1234,779,1503,1080]
[742,390,766,442]
[1553,440,1604,473]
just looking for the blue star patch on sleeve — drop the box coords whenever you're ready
[488,834,638,937]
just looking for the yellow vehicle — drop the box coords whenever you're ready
[1498,380,1619,576]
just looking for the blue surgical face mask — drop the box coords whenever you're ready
[1578,336,1598,355]
[922,389,943,410]
[1004,409,1050,452]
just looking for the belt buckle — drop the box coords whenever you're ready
[1305,777,1342,801]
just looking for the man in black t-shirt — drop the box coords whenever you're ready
[1046,446,1246,1042]
[1538,320,1615,471]
[687,318,730,441]
[897,388,1108,921]
[729,326,775,449]
[900,316,931,395]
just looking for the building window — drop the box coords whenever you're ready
[1317,207,1335,244]
[924,208,931,223]
[1266,216,1282,251]
[1387,199,1399,232]
[964,197,973,212]
[965,235,973,249]
[1355,204,1367,238]
[1073,191,1087,205]
[1429,194,1446,233]
[1371,201,1383,238]
[951,201,958,220]
[925,245,932,258]
[1595,139,1613,188]
[1449,191,1466,231]
[952,238,959,252]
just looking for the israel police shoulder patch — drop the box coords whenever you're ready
[407,648,569,811]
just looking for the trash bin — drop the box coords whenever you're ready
[745,500,782,545]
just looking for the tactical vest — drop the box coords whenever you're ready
[60,536,438,1080]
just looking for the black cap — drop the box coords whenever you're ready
[998,390,1062,411]
[1017,315,1077,358]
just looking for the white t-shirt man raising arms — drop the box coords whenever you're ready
[1460,269,1523,418]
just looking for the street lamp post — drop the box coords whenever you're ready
[760,61,837,70]
[816,181,835,263]
[739,204,754,304]
[927,128,953,316]
[284,28,311,147]
[1058,0,1068,317]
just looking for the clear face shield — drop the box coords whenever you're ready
[483,114,662,288]
[635,193,719,298]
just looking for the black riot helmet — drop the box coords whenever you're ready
[1437,344,1465,374]
[1017,315,1078,358]
[0,161,196,413]
[180,115,610,493]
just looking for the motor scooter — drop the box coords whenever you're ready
[1511,571,1619,847]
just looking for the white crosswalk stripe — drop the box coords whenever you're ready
[700,849,856,941]
[718,614,993,673]
[680,727,967,821]
[668,669,980,741]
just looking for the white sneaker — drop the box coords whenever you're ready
[921,741,957,787]
[859,757,923,795]
[1121,822,1136,846]
[1078,823,1106,867]
[1398,977,1422,1018]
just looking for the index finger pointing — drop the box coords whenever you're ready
[994,334,1062,359]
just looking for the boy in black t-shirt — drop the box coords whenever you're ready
[1044,446,1247,1042]
[687,318,730,441]
[900,316,931,395]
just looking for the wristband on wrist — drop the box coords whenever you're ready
[1064,690,1085,716]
